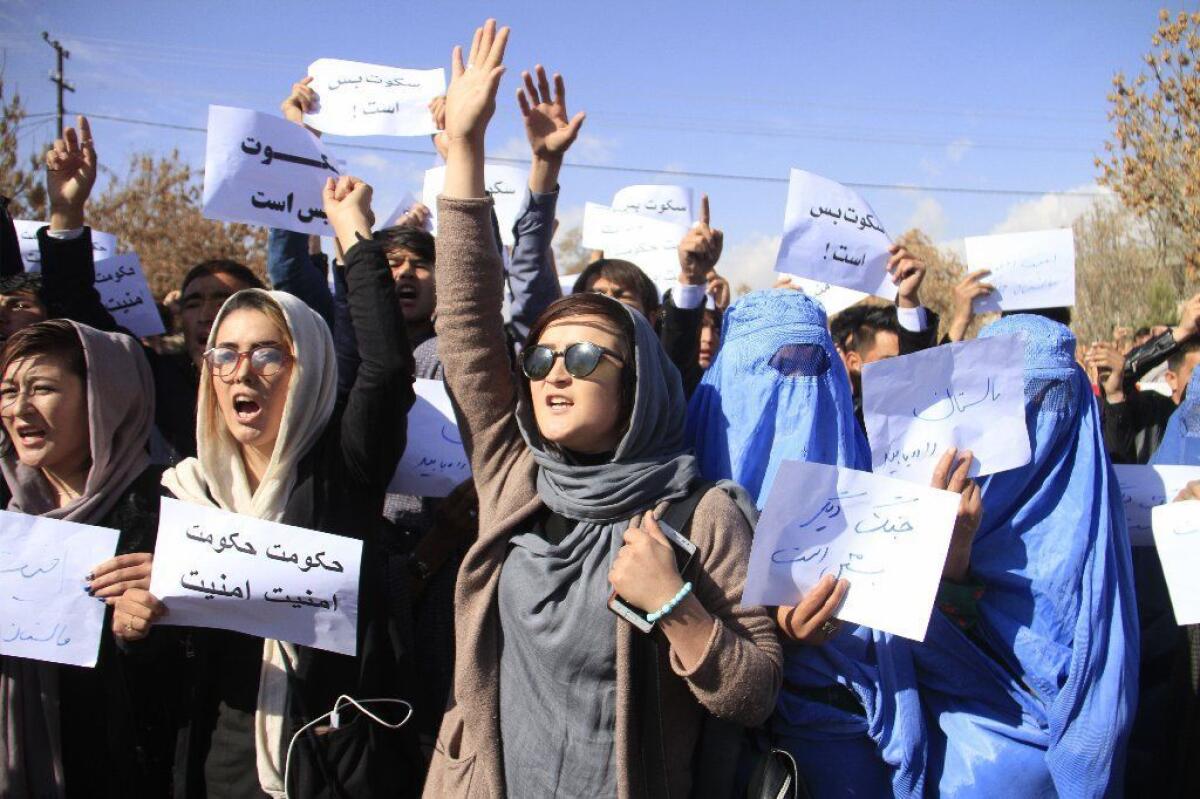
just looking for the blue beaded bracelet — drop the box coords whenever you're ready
[647,581,693,623]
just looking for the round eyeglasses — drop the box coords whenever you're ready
[203,346,292,378]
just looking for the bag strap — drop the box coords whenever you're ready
[638,479,717,799]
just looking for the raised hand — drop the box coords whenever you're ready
[1173,293,1200,342]
[322,175,375,253]
[393,201,432,230]
[887,244,926,309]
[775,574,849,644]
[947,270,995,342]
[428,95,450,160]
[444,19,510,146]
[706,271,731,311]
[1175,480,1200,502]
[281,76,318,125]
[1084,341,1127,402]
[45,115,97,230]
[677,195,724,285]
[931,447,982,582]
[518,65,585,161]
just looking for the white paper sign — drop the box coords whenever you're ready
[1151,500,1200,624]
[743,460,960,641]
[862,335,1030,484]
[94,253,167,337]
[149,497,361,655]
[774,169,895,300]
[0,511,120,667]
[304,59,445,137]
[9,225,164,338]
[1114,464,1200,546]
[202,105,340,236]
[559,273,580,295]
[581,202,686,295]
[611,185,696,228]
[388,378,470,498]
[422,163,526,246]
[964,228,1075,312]
[778,275,869,317]
[14,220,118,270]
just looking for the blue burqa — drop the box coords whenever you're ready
[910,314,1138,798]
[687,290,930,797]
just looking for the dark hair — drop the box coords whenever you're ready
[525,292,638,436]
[571,259,661,320]
[1001,306,1072,326]
[829,304,900,355]
[0,319,86,384]
[1168,339,1200,373]
[701,307,722,331]
[180,259,264,296]
[0,272,44,298]
[376,226,436,265]
[1133,326,1152,340]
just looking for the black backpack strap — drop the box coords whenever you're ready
[659,480,716,549]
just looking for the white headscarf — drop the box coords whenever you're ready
[162,289,337,798]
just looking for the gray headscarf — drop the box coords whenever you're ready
[500,298,699,796]
[0,322,155,799]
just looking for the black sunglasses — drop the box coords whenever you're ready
[521,341,625,380]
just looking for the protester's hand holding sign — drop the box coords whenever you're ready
[774,575,850,645]
[930,447,982,582]
[281,75,319,134]
[947,270,995,342]
[393,202,432,230]
[518,64,585,194]
[887,243,926,310]
[1176,480,1200,502]
[707,271,731,312]
[677,194,724,287]
[45,115,97,231]
[87,552,153,602]
[429,95,450,160]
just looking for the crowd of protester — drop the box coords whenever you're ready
[1,17,1199,799]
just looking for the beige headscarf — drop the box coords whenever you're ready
[162,290,337,798]
[0,322,155,799]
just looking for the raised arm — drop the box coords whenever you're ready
[506,65,585,343]
[324,175,415,488]
[39,115,121,332]
[266,77,334,326]
[436,19,531,501]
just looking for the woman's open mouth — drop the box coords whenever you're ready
[233,396,262,424]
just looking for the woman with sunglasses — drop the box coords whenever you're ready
[0,319,181,797]
[113,176,424,798]
[422,21,780,798]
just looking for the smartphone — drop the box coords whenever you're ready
[607,518,698,633]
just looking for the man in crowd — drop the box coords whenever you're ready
[1087,292,1200,463]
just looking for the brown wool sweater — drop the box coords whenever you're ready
[423,196,782,799]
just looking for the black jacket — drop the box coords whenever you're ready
[56,465,182,799]
[659,290,706,398]
[33,226,201,462]
[172,236,422,799]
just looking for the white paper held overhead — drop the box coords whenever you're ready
[422,164,526,246]
[202,105,340,236]
[304,59,445,137]
[14,219,118,270]
[581,202,686,297]
[963,228,1075,313]
[611,184,696,228]
[773,169,895,300]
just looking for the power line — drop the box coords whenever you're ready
[75,110,1107,199]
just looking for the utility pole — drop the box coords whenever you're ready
[42,31,74,137]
